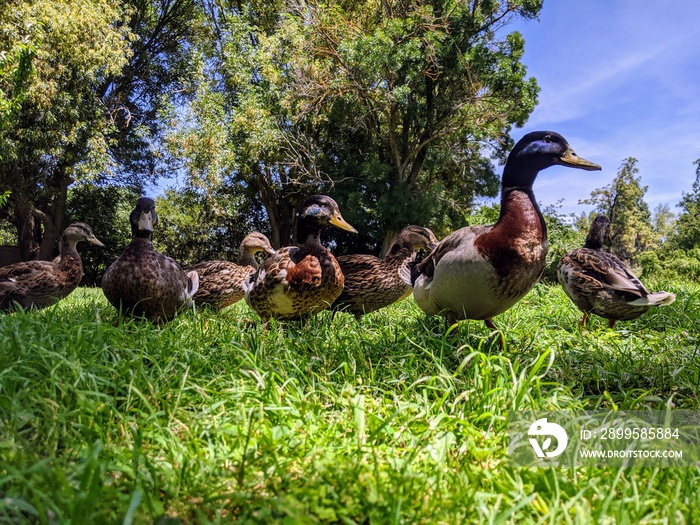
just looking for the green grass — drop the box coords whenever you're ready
[1,279,699,524]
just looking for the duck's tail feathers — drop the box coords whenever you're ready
[628,291,676,306]
[186,270,200,300]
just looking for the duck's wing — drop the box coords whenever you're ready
[0,261,53,282]
[397,260,412,287]
[339,254,397,293]
[187,260,240,277]
[0,261,66,309]
[337,254,381,274]
[244,247,295,293]
[145,251,197,305]
[411,225,491,283]
[565,249,648,297]
[0,261,54,295]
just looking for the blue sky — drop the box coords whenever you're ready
[499,0,700,218]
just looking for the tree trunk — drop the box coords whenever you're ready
[11,166,74,261]
[38,170,72,260]
[253,165,299,249]
[14,199,40,261]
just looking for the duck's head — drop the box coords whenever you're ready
[388,225,439,255]
[584,215,611,250]
[240,232,276,256]
[297,195,357,242]
[502,131,601,189]
[62,222,105,247]
[130,197,158,237]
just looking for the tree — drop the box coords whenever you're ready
[292,0,541,251]
[580,157,656,262]
[0,0,202,261]
[98,0,203,182]
[165,0,341,249]
[652,203,676,244]
[153,187,269,266]
[670,159,700,250]
[0,0,133,260]
[170,0,542,251]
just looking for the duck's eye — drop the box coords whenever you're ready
[544,135,552,143]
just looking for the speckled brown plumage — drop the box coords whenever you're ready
[558,215,676,327]
[101,198,198,323]
[411,131,602,332]
[331,225,438,320]
[0,222,104,312]
[244,195,357,322]
[189,232,276,310]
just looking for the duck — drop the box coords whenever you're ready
[244,195,357,322]
[558,215,676,327]
[411,131,601,334]
[188,232,276,310]
[331,225,438,320]
[101,197,199,322]
[0,222,104,312]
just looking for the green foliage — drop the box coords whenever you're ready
[670,160,700,250]
[652,203,676,244]
[0,281,698,523]
[0,0,134,257]
[0,188,14,244]
[170,0,542,250]
[0,41,34,159]
[638,248,700,282]
[153,187,269,266]
[0,0,202,259]
[106,0,203,179]
[580,157,657,262]
[294,0,542,249]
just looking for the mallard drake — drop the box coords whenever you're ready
[188,232,276,310]
[331,225,438,320]
[101,197,199,322]
[558,215,676,327]
[0,222,104,312]
[411,131,601,333]
[244,195,357,322]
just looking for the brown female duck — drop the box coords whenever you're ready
[411,131,601,333]
[558,215,676,327]
[101,197,199,322]
[0,222,104,311]
[331,225,438,320]
[189,232,276,310]
[244,195,357,322]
